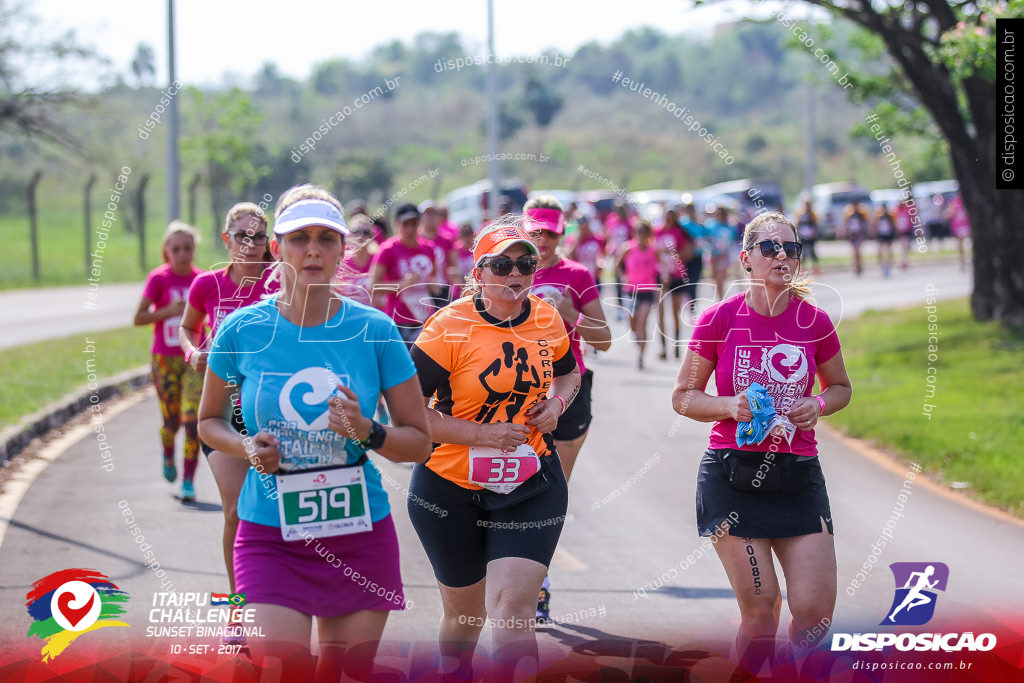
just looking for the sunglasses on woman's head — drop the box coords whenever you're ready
[482,255,538,276]
[755,240,802,260]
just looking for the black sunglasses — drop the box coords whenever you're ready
[483,255,538,276]
[228,230,269,245]
[755,240,802,260]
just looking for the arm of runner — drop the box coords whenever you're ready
[178,302,207,373]
[198,367,282,472]
[525,365,581,434]
[785,349,852,430]
[372,377,433,463]
[133,295,184,326]
[576,297,611,351]
[368,261,395,309]
[672,348,751,422]
[422,396,531,451]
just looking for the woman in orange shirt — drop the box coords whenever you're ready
[409,218,581,680]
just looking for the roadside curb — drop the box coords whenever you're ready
[0,366,150,465]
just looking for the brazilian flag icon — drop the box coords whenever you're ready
[229,593,246,606]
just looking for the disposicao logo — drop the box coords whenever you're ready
[831,562,996,653]
[883,561,948,626]
[25,569,130,661]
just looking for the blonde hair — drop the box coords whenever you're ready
[523,195,563,212]
[741,211,813,301]
[160,220,200,264]
[461,214,527,297]
[275,184,344,220]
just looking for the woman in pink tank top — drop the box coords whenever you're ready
[615,221,660,369]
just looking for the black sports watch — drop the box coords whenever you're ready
[359,420,387,451]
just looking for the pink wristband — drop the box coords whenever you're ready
[814,394,826,414]
[552,395,567,415]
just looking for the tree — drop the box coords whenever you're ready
[797,0,1024,326]
[182,87,267,238]
[130,43,156,87]
[522,74,564,154]
[0,0,106,153]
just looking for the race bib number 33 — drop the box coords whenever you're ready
[469,444,540,494]
[276,467,372,541]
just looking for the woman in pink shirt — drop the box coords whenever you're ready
[672,211,852,669]
[179,202,277,598]
[615,221,660,369]
[133,222,205,501]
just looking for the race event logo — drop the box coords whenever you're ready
[832,562,996,653]
[25,569,130,661]
[883,561,948,626]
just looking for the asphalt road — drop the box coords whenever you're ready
[1,260,1012,679]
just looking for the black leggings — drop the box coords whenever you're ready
[408,457,569,588]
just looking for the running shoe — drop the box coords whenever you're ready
[162,459,177,483]
[536,576,552,624]
[658,350,668,361]
[180,480,195,503]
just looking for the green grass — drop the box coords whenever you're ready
[1,209,231,290]
[0,326,152,429]
[827,297,1024,516]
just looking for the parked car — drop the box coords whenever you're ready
[793,181,873,239]
[696,178,785,215]
[912,180,959,240]
[444,179,529,228]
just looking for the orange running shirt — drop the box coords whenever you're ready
[412,293,576,489]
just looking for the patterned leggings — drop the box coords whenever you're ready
[151,354,202,480]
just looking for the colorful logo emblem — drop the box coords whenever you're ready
[25,569,129,661]
[882,562,949,626]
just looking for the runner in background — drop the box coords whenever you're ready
[565,214,606,286]
[873,203,896,278]
[707,205,737,302]
[420,203,457,307]
[604,202,634,314]
[616,221,660,370]
[946,194,971,271]
[524,196,612,623]
[199,185,430,680]
[133,222,205,501]
[840,202,870,276]
[338,214,378,306]
[673,211,851,673]
[895,199,915,270]
[180,203,276,602]
[679,202,708,321]
[794,200,821,275]
[409,219,580,680]
[369,203,437,345]
[654,208,696,361]
[437,203,459,243]
[452,223,477,298]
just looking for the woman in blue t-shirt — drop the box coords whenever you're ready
[199,184,430,679]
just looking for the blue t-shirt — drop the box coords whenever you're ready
[207,294,416,527]
[680,218,708,256]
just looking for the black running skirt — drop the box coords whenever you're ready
[696,448,833,539]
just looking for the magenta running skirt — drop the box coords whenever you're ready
[234,515,407,617]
